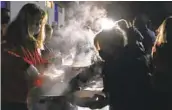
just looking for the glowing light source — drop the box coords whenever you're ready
[100,18,115,30]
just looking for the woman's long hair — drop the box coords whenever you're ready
[152,16,172,72]
[4,3,47,50]
[152,16,172,55]
[36,11,48,50]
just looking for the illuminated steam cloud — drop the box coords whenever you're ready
[48,2,107,67]
[39,1,108,96]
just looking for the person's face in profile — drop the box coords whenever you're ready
[28,15,42,36]
[31,20,42,35]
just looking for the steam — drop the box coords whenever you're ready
[40,2,107,97]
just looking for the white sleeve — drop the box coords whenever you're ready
[26,65,40,79]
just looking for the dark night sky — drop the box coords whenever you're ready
[106,1,172,28]
[63,1,172,29]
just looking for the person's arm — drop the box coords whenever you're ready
[26,64,44,89]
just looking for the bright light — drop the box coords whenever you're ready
[100,18,115,30]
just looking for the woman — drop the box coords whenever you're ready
[152,16,172,110]
[2,3,47,110]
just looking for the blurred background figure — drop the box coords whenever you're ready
[152,16,172,110]
[133,14,156,54]
[52,21,58,30]
[118,19,144,45]
[59,25,63,28]
[1,8,10,40]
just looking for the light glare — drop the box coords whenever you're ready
[101,18,115,30]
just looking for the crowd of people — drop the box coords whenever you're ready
[94,16,172,110]
[1,3,172,110]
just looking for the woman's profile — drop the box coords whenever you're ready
[2,3,47,110]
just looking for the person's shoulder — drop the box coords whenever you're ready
[130,26,144,41]
[130,26,141,35]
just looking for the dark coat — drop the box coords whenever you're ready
[152,43,172,110]
[102,44,152,110]
[1,45,30,103]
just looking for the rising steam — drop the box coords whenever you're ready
[30,2,108,98]
[27,3,110,110]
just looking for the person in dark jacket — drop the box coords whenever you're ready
[118,19,145,51]
[133,15,156,54]
[94,22,152,110]
[2,3,47,110]
[118,19,153,71]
